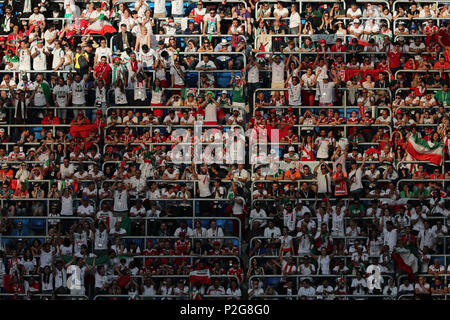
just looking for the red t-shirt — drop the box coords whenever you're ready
[438,27,450,47]
[388,51,402,68]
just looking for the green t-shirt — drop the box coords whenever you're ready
[348,203,365,216]
[232,83,245,103]
[412,188,430,198]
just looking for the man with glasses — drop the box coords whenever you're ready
[94,39,112,64]
[0,6,18,34]
[203,8,221,37]
[190,1,206,24]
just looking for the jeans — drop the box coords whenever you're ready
[289,27,300,47]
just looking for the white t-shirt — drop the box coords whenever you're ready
[347,8,362,17]
[197,174,211,197]
[53,84,70,107]
[204,103,217,122]
[77,204,94,217]
[44,30,58,50]
[170,65,186,86]
[289,12,301,29]
[32,46,47,70]
[113,189,128,212]
[274,7,289,17]
[154,0,166,14]
[171,0,184,15]
[71,80,86,105]
[271,62,285,83]
[315,137,331,159]
[95,47,112,63]
[18,48,31,71]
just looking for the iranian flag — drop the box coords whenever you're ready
[189,269,212,284]
[391,249,418,281]
[406,133,444,166]
[84,13,117,35]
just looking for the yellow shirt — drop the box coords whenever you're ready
[74,52,88,69]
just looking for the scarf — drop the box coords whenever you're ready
[130,60,138,73]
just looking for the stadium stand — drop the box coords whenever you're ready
[0,0,447,301]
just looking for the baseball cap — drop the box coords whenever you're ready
[221,90,227,95]
[257,182,263,189]
[354,18,360,24]
[288,146,295,152]
[287,107,293,111]
[255,111,261,116]
[320,39,326,44]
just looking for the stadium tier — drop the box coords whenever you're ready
[0,0,447,301]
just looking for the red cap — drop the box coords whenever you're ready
[0,37,5,41]
[255,111,261,116]
[96,109,102,114]
[270,109,276,113]
[320,39,326,44]
[213,240,221,245]
[287,107,293,111]
[257,182,263,189]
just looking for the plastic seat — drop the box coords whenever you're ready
[31,219,46,233]
[185,72,198,87]
[216,219,226,230]
[216,72,232,88]
[266,277,281,287]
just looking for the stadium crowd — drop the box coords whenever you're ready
[0,0,447,301]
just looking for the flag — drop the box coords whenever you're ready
[406,133,444,166]
[189,269,212,284]
[391,251,418,281]
[40,81,52,104]
[109,6,118,19]
[84,14,117,35]
[70,123,98,138]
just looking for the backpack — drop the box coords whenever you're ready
[78,54,88,70]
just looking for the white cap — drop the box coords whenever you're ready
[221,38,228,45]
[354,18,360,24]
[154,128,160,133]
[288,146,295,152]
[270,149,276,154]
[221,90,227,95]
